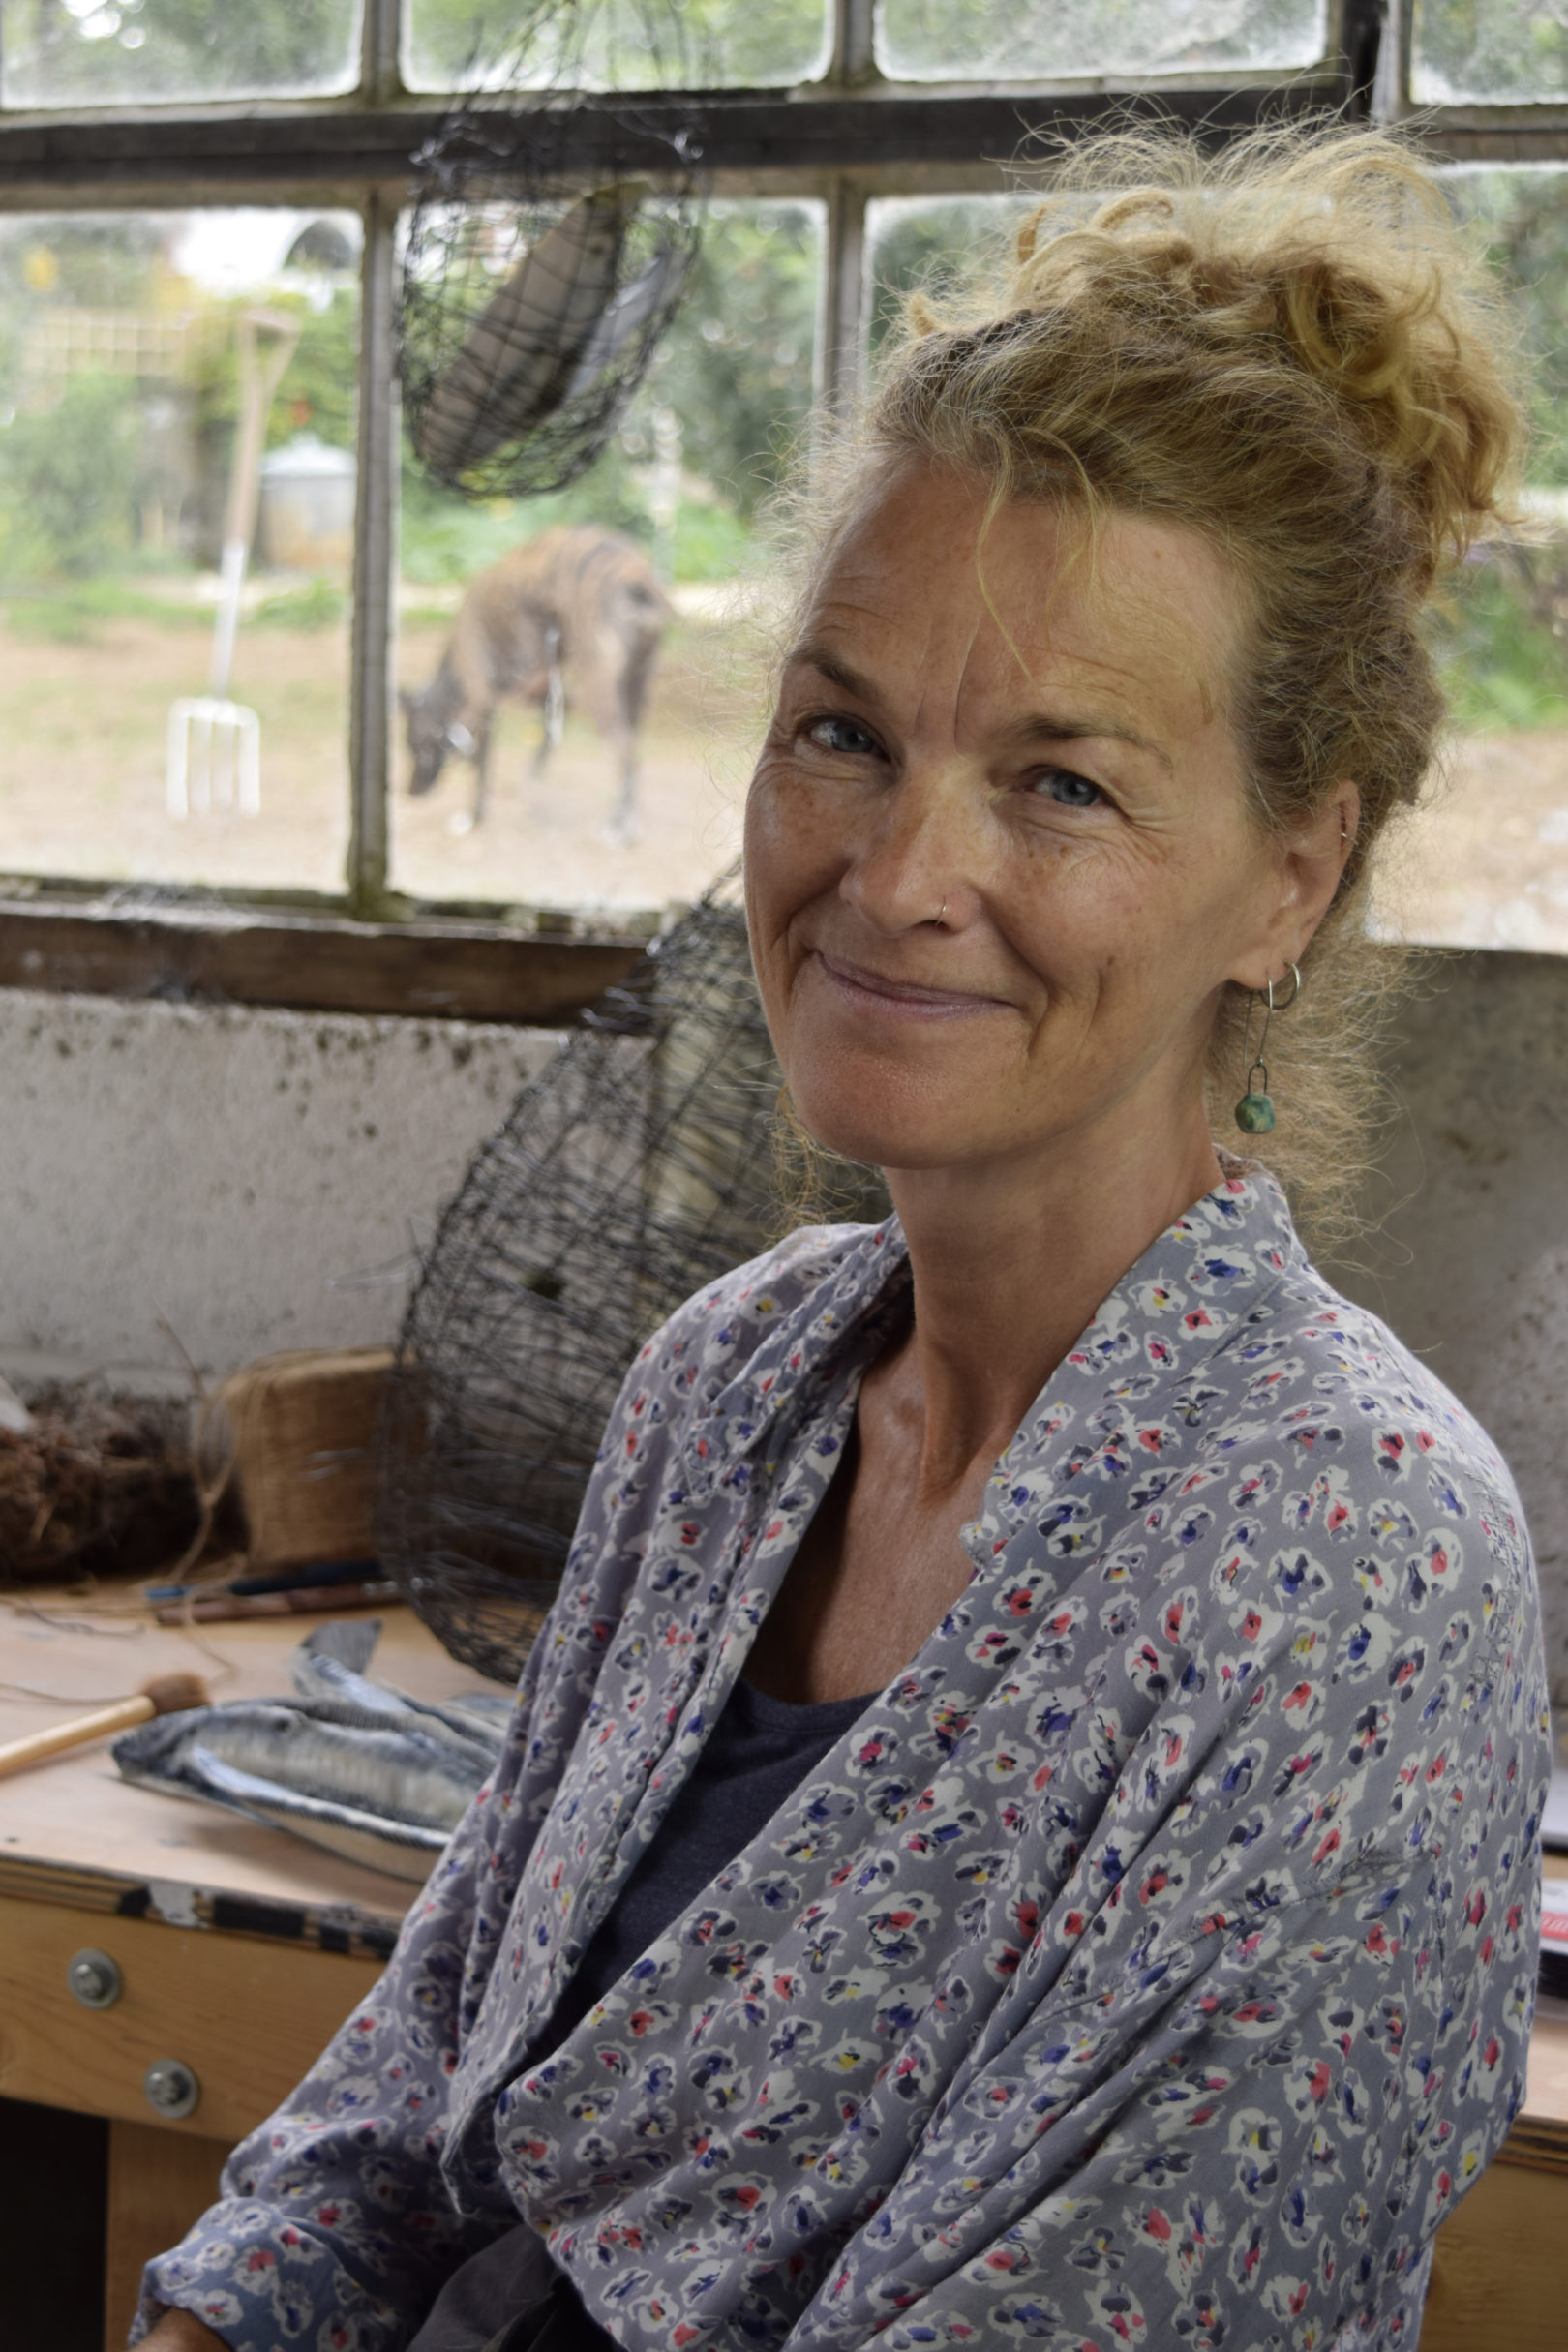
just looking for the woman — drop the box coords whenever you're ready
[139,125,1549,2352]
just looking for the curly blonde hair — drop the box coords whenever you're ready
[775,118,1527,1242]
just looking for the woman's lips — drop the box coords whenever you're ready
[811,949,1009,1021]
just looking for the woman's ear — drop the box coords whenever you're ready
[1236,782,1361,989]
[1290,780,1362,936]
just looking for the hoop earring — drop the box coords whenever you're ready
[1233,963,1301,1136]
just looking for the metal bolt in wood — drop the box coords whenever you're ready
[143,2058,201,2120]
[66,1947,122,2008]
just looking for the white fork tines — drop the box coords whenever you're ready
[166,696,261,818]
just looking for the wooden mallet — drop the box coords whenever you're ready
[0,1672,209,1779]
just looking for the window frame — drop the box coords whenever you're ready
[0,0,1554,1019]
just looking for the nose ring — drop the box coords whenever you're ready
[934,899,947,925]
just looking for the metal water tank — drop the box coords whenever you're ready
[258,434,356,573]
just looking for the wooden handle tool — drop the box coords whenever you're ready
[0,1672,209,1779]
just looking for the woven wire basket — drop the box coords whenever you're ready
[399,3,705,500]
[377,888,883,1683]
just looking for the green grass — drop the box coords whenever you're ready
[253,578,347,630]
[1429,558,1568,730]
[0,575,213,642]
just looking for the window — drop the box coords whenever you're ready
[1372,167,1568,954]
[0,0,362,105]
[877,0,1327,81]
[0,207,360,894]
[0,0,1564,1013]
[404,0,831,92]
[1410,0,1568,106]
[389,197,821,917]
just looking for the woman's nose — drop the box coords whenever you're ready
[839,757,981,935]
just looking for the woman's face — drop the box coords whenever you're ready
[744,461,1330,1183]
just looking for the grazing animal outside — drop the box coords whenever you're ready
[401,525,669,838]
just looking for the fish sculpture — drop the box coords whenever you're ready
[416,182,642,479]
[112,1619,512,1881]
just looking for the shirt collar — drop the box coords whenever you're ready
[677,1171,1302,1503]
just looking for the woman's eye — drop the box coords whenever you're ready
[803,714,879,757]
[1030,765,1103,809]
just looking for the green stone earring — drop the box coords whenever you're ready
[1233,964,1301,1136]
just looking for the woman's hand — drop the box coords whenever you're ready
[136,2311,229,2351]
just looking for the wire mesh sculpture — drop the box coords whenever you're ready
[399,1,706,501]
[377,881,889,1684]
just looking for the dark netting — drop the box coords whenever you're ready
[377,881,889,1683]
[399,3,706,500]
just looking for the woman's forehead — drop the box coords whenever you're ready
[793,467,1238,730]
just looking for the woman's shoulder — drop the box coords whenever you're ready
[1234,1246,1533,1583]
[633,1218,898,1386]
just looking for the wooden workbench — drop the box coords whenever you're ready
[0,1592,507,2346]
[1,1591,1564,2350]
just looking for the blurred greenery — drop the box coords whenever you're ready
[0,0,358,105]
[1448,170,1568,482]
[403,0,829,92]
[878,0,1320,79]
[254,576,347,628]
[1429,551,1568,729]
[0,373,141,581]
[401,200,820,583]
[190,281,359,456]
[1413,0,1568,105]
[648,202,820,518]
[0,572,210,640]
[2,0,829,103]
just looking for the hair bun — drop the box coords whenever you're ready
[999,125,1523,585]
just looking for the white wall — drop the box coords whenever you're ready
[0,989,560,1390]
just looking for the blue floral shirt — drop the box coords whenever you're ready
[138,1174,1550,2352]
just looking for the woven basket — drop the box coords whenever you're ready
[222,1348,393,1569]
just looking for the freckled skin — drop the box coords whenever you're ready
[745,462,1340,1189]
[740,461,1358,1704]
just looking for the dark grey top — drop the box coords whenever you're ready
[409,1671,875,2351]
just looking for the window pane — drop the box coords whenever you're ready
[0,0,360,106]
[877,0,1324,81]
[1370,170,1568,954]
[1411,0,1568,106]
[0,210,360,896]
[404,0,829,93]
[391,200,821,917]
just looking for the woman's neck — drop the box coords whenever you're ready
[878,1112,1225,1496]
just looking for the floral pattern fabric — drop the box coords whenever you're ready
[139,1174,1550,2352]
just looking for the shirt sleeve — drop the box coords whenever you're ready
[130,1733,542,2350]
[128,1234,813,2350]
[128,1318,678,2349]
[795,1593,1545,2352]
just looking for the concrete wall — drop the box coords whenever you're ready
[1321,950,1568,1706]
[0,990,560,1391]
[0,949,1563,1696]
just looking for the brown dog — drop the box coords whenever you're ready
[401,525,668,838]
